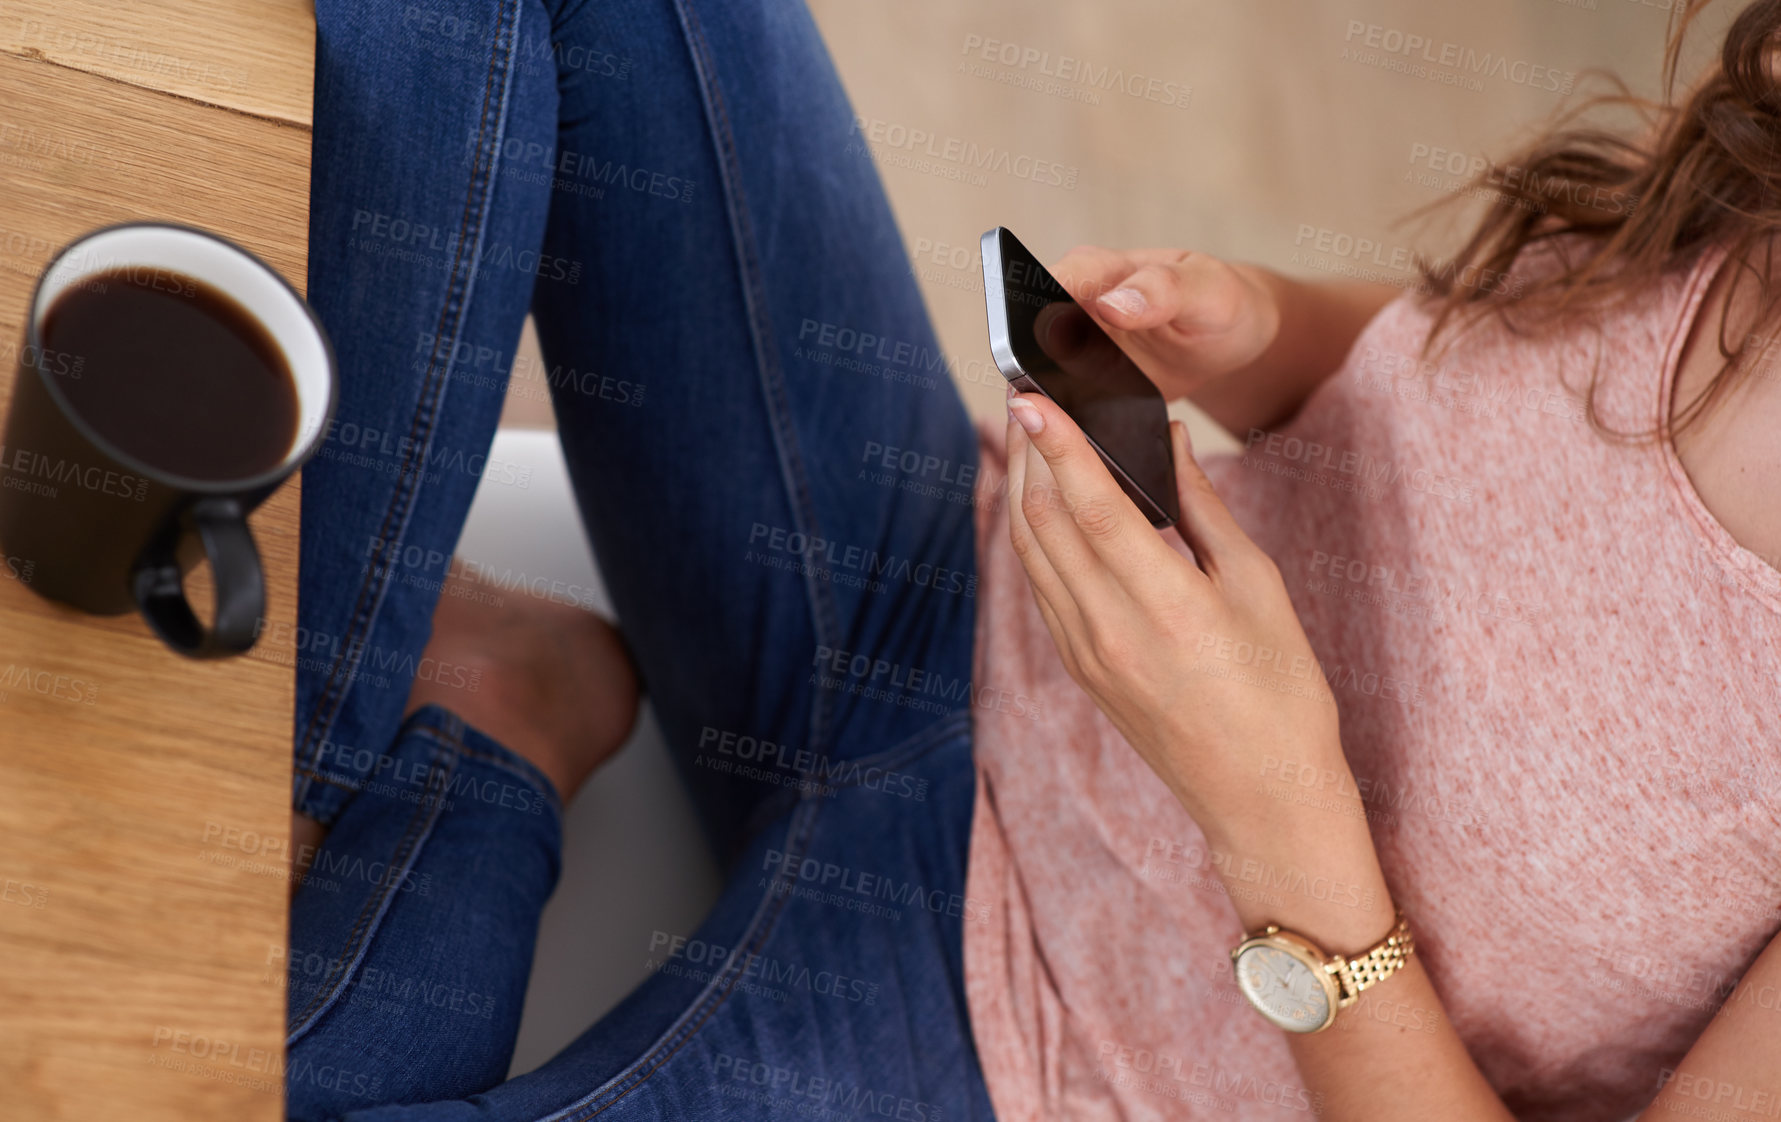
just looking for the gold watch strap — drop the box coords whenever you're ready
[1329,910,1414,1006]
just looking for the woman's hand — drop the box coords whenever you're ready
[1048,246,1283,403]
[1002,389,1340,845]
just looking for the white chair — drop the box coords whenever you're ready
[454,427,721,1077]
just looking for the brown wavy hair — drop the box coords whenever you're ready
[1418,0,1781,438]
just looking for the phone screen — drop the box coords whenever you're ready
[983,227,1178,526]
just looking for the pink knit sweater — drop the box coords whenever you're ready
[963,244,1781,1122]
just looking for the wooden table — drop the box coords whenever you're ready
[0,3,314,1117]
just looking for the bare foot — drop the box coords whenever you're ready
[404,566,642,801]
[291,812,327,900]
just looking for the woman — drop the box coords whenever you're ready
[284,0,1781,1118]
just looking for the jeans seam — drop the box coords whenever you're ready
[293,766,360,792]
[728,708,962,853]
[285,745,457,1042]
[406,720,566,824]
[291,0,522,816]
[801,707,971,798]
[530,796,823,1121]
[661,0,843,761]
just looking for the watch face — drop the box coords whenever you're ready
[1234,943,1334,1033]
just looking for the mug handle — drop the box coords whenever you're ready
[132,497,265,658]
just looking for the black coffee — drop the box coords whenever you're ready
[40,268,298,481]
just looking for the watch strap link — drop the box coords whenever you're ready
[1330,911,1414,1005]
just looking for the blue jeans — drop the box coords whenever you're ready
[287,1,993,1119]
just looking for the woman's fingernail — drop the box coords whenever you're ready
[1098,287,1146,318]
[1008,397,1044,435]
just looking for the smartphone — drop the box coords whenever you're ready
[980,227,1179,527]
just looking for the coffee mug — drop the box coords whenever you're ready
[0,223,337,657]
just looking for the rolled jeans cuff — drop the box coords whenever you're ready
[285,703,563,1111]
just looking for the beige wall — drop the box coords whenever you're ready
[505,0,1728,440]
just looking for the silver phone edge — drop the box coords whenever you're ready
[981,228,1021,382]
[978,227,1178,530]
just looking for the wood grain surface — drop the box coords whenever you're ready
[0,28,312,1122]
[0,0,315,126]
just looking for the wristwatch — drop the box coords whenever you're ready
[1229,911,1414,1033]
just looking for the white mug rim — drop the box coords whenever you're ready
[22,221,338,494]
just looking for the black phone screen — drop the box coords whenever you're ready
[985,228,1179,526]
